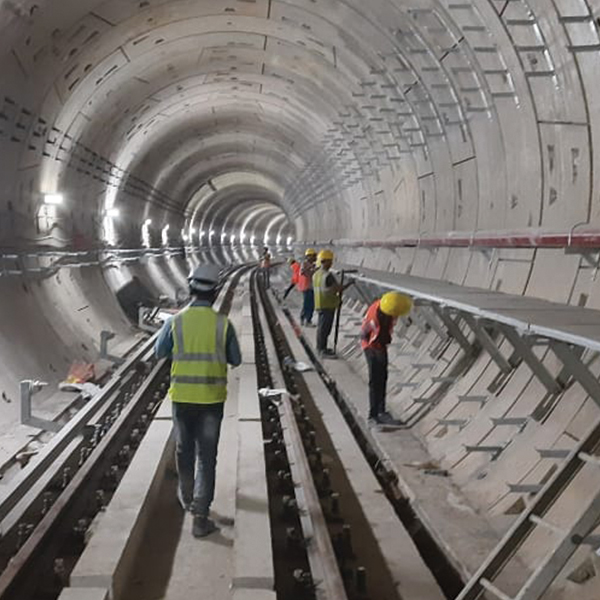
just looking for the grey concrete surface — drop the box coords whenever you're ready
[1,1,600,598]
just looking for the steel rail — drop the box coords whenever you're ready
[0,359,168,599]
[253,281,348,600]
[0,333,159,525]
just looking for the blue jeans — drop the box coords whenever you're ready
[301,289,315,324]
[317,309,336,351]
[172,402,224,516]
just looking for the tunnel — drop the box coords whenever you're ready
[1,1,600,600]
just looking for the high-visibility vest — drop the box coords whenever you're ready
[313,268,340,310]
[169,306,229,404]
[298,260,314,292]
[291,262,301,285]
[361,300,394,351]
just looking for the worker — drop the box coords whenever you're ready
[260,246,272,288]
[298,248,317,326]
[313,249,352,356]
[155,264,242,538]
[283,257,301,299]
[361,291,413,425]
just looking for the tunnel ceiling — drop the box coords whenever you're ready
[0,0,599,250]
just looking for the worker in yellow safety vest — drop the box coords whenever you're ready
[155,264,242,538]
[313,249,353,357]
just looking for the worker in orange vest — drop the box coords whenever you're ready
[283,258,301,299]
[361,292,413,425]
[297,248,317,326]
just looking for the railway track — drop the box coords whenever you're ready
[0,264,460,600]
[0,265,248,600]
[250,272,456,599]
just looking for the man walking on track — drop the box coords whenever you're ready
[361,291,412,426]
[155,264,242,538]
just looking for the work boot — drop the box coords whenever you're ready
[367,417,382,431]
[192,515,219,538]
[377,412,405,426]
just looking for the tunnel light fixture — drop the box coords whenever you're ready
[104,208,120,218]
[276,234,282,246]
[287,236,294,246]
[142,219,152,248]
[199,229,206,239]
[44,193,63,205]
[250,235,256,245]
[161,224,170,246]
[230,234,236,244]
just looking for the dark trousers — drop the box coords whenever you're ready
[283,282,295,299]
[365,348,388,419]
[172,402,224,516]
[262,267,270,288]
[317,309,336,351]
[301,289,315,324]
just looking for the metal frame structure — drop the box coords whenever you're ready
[342,264,600,600]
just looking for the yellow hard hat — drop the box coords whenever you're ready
[305,248,317,257]
[380,292,413,318]
[318,249,334,263]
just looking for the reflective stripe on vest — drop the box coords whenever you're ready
[313,268,340,310]
[169,307,229,404]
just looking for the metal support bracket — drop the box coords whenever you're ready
[464,444,507,461]
[20,380,61,433]
[100,330,125,365]
[491,417,529,432]
[536,449,571,460]
[508,483,543,495]
[458,395,489,406]
[432,305,473,354]
[462,314,513,375]
[500,326,561,395]
[438,418,469,430]
[550,341,600,409]
[418,306,450,342]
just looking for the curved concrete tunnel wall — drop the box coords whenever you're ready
[1,0,600,595]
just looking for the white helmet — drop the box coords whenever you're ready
[188,264,222,293]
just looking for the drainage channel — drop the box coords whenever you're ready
[277,302,466,600]
[252,274,401,600]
